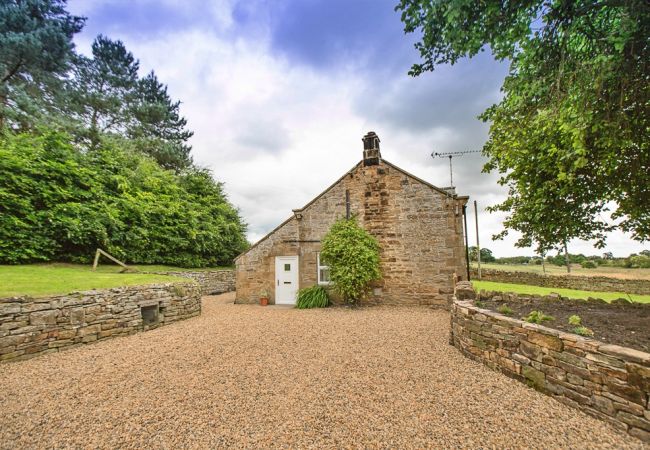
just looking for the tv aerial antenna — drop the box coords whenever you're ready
[431,150,481,187]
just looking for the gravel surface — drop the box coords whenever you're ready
[0,293,643,449]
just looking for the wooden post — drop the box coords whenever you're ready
[564,241,571,274]
[463,205,470,281]
[345,189,351,219]
[474,200,481,280]
[92,249,101,271]
[91,248,134,272]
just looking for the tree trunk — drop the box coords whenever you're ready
[564,242,571,273]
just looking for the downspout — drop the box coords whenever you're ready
[462,204,470,281]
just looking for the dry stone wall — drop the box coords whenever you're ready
[0,282,200,363]
[154,269,235,295]
[472,268,650,295]
[451,282,650,443]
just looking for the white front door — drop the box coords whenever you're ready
[275,256,299,305]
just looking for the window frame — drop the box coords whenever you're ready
[317,252,331,285]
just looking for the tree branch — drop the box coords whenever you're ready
[1,59,24,84]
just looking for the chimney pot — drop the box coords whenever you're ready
[362,131,381,166]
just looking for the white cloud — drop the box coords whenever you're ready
[67,0,647,258]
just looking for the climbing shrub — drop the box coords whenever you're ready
[320,217,381,305]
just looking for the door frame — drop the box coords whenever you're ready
[274,256,299,305]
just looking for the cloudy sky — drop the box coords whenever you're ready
[67,0,646,258]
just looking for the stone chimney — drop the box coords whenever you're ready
[362,131,381,166]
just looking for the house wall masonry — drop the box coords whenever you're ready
[471,268,650,295]
[451,281,650,443]
[0,282,200,363]
[235,156,468,306]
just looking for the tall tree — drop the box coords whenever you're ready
[0,0,84,129]
[128,71,194,171]
[68,35,139,148]
[396,0,650,252]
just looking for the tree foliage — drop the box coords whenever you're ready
[0,131,247,266]
[67,35,139,149]
[320,218,381,305]
[469,246,496,263]
[128,71,193,171]
[0,1,246,267]
[397,0,650,252]
[1,4,195,173]
[0,0,84,129]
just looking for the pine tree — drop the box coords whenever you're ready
[0,0,84,130]
[128,71,193,171]
[68,35,139,148]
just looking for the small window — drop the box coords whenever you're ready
[141,304,159,326]
[317,253,331,285]
[284,263,291,271]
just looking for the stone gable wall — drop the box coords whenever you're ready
[451,283,650,443]
[472,268,650,295]
[235,161,467,306]
[153,270,235,295]
[0,282,201,363]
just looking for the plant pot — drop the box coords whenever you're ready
[260,297,269,306]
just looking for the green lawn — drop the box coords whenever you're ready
[0,264,189,298]
[472,280,650,304]
[474,262,650,280]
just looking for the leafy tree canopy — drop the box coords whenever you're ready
[320,217,381,305]
[397,0,649,253]
[469,246,496,263]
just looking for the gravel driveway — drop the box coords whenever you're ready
[0,293,643,449]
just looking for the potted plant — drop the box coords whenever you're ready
[259,289,269,306]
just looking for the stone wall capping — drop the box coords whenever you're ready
[521,321,561,336]
[599,344,650,366]
[451,282,650,443]
[148,270,235,295]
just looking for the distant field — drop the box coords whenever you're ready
[472,280,650,304]
[0,264,190,298]
[473,262,650,280]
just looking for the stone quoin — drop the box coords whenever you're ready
[235,132,469,306]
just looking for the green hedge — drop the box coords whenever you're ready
[0,131,248,267]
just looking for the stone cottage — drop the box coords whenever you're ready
[235,132,469,306]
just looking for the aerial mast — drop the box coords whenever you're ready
[431,150,481,187]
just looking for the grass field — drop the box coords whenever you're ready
[472,280,650,304]
[0,264,190,298]
[473,262,650,280]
